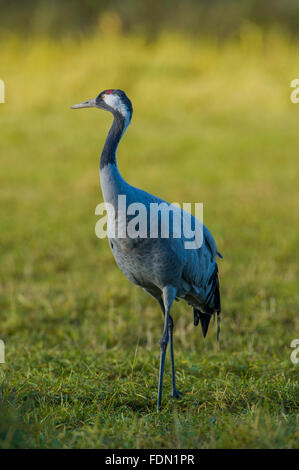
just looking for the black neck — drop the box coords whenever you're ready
[100,112,125,170]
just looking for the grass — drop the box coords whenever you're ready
[0,27,298,448]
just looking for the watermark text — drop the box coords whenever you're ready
[290,339,299,364]
[0,340,5,363]
[95,196,204,250]
[0,80,4,103]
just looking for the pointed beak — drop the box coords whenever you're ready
[70,98,96,109]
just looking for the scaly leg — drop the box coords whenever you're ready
[157,295,181,401]
[168,315,182,399]
[157,285,177,411]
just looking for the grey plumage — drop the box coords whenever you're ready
[71,89,222,410]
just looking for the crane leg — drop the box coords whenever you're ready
[169,315,182,399]
[157,285,176,411]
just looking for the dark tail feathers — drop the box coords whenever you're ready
[193,308,221,341]
[193,309,211,338]
[193,267,221,340]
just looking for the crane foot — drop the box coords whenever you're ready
[170,389,182,399]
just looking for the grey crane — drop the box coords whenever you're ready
[71,89,222,410]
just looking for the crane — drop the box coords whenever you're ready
[71,89,222,410]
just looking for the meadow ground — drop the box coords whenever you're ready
[0,29,298,448]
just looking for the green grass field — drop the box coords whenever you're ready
[0,29,298,448]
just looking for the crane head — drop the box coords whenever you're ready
[71,89,133,127]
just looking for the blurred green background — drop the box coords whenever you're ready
[2,0,299,38]
[0,0,298,449]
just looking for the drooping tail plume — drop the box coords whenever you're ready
[193,309,211,338]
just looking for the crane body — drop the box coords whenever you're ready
[71,89,222,410]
